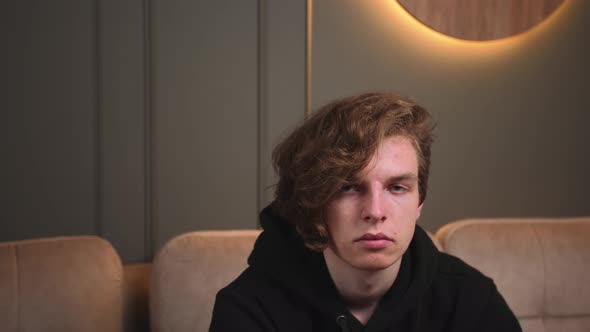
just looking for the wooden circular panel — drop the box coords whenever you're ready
[397,0,565,41]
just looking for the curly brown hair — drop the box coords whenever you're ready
[272,92,435,251]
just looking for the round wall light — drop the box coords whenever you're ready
[396,0,566,41]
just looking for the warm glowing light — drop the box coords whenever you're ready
[396,0,566,41]
[383,0,573,57]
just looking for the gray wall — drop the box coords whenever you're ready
[8,0,99,241]
[3,0,588,262]
[3,0,306,263]
[150,0,259,257]
[312,0,590,232]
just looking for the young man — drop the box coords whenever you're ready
[209,93,521,332]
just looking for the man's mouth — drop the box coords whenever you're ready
[355,233,393,242]
[354,233,394,249]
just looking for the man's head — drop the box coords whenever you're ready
[272,92,435,252]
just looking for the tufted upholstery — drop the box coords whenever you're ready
[436,217,590,332]
[0,236,124,332]
[150,230,261,332]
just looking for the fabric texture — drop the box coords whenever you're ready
[0,236,124,332]
[0,243,18,332]
[151,230,261,332]
[436,217,590,332]
[209,204,521,332]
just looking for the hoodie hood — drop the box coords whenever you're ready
[248,203,441,331]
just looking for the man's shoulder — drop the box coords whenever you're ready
[216,266,291,307]
[429,251,497,300]
[218,266,270,298]
[436,252,492,283]
[213,266,311,331]
[428,253,522,331]
[211,267,292,331]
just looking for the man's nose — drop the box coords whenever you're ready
[362,190,387,223]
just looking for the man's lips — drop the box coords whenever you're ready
[354,233,394,249]
[354,233,393,242]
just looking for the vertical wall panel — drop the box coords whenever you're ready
[99,0,147,263]
[1,2,22,227]
[2,0,309,262]
[152,0,259,252]
[2,0,98,241]
[258,0,308,208]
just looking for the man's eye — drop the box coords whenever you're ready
[341,185,357,193]
[389,185,407,193]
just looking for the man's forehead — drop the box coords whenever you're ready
[355,136,419,177]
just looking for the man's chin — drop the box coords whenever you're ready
[353,258,399,272]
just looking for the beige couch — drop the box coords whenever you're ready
[2,217,589,332]
[150,230,260,332]
[0,236,150,332]
[436,217,590,332]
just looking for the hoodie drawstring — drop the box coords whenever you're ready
[336,315,351,332]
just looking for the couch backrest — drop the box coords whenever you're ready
[150,230,261,332]
[436,217,590,332]
[0,236,124,332]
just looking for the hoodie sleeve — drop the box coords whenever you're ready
[474,281,522,332]
[209,288,275,332]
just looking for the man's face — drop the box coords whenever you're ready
[324,135,423,271]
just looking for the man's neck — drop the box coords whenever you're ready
[323,248,402,325]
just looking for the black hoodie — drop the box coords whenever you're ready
[209,204,521,332]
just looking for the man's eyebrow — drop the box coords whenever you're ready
[387,173,418,182]
[350,173,418,183]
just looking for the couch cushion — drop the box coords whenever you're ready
[0,236,124,332]
[151,230,260,332]
[436,217,590,332]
